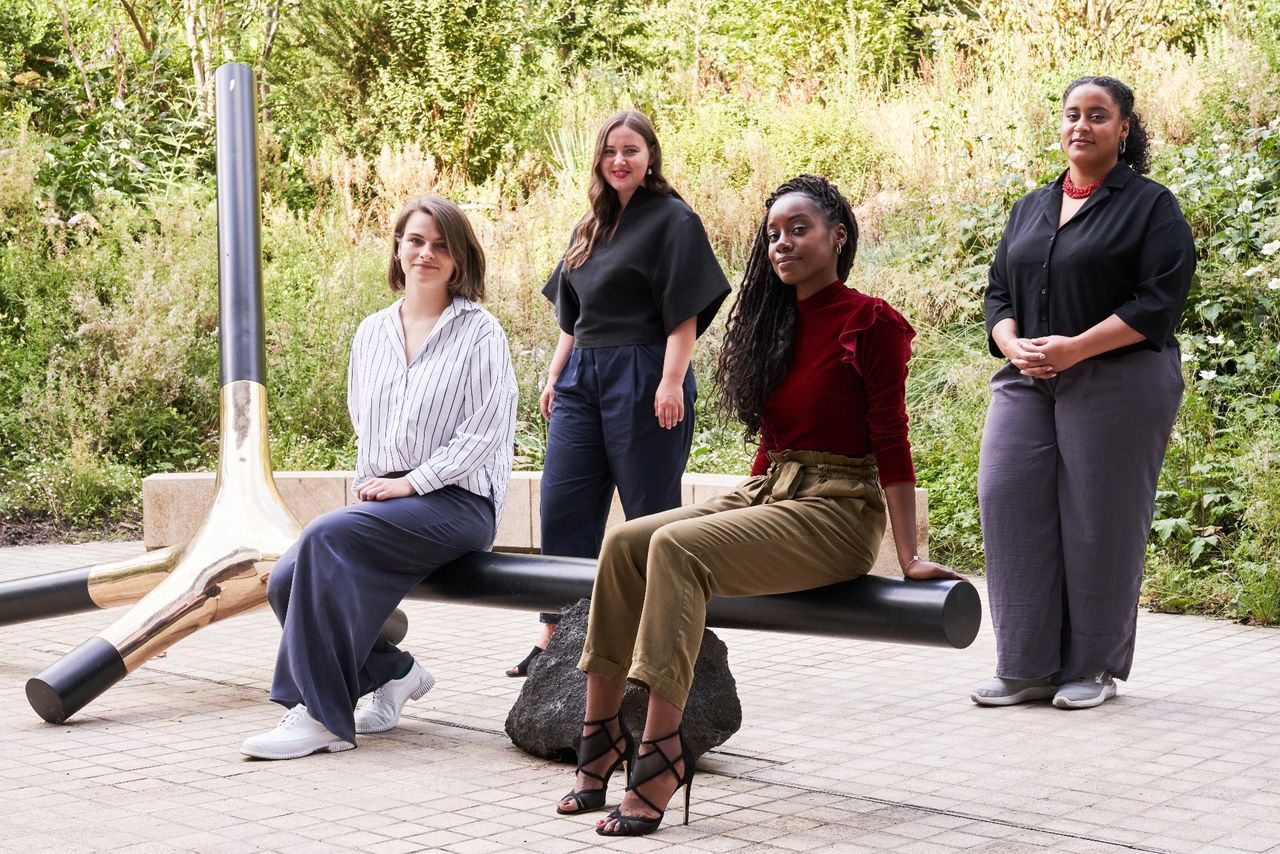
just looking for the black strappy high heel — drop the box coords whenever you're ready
[596,728,695,836]
[556,713,636,815]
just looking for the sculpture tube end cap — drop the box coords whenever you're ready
[27,637,127,724]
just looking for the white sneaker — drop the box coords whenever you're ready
[1053,672,1118,709]
[354,661,435,734]
[240,705,355,760]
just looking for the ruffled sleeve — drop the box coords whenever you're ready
[650,206,731,337]
[837,298,917,486]
[540,256,579,336]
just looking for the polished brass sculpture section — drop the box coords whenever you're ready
[85,547,178,609]
[100,380,300,671]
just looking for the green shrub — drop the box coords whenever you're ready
[0,447,139,527]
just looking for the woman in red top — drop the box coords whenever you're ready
[554,175,962,837]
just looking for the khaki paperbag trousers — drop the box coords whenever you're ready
[578,450,887,708]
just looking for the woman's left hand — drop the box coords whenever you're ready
[356,477,415,501]
[1021,335,1083,378]
[904,559,965,581]
[654,378,685,429]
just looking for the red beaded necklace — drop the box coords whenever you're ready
[1063,171,1102,200]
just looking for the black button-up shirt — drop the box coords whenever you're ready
[985,163,1196,359]
[542,187,730,348]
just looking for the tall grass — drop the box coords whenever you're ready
[3,18,1278,629]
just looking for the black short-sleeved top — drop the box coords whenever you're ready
[541,187,731,347]
[985,163,1196,359]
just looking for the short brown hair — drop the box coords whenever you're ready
[387,195,486,300]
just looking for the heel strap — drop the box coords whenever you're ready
[582,712,622,728]
[625,729,687,817]
[576,714,631,787]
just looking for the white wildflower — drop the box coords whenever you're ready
[1199,370,1217,380]
[1207,334,1225,345]
[1181,352,1196,363]
[1269,278,1280,291]
[1221,165,1235,178]
[1263,241,1280,256]
[1244,265,1264,277]
[1240,199,1255,214]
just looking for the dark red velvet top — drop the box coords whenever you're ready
[751,281,917,486]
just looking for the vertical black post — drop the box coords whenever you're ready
[214,63,266,386]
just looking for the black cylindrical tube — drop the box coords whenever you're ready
[214,62,266,386]
[404,552,981,649]
[26,637,128,724]
[0,567,97,627]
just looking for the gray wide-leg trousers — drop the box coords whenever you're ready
[267,486,494,743]
[978,347,1183,683]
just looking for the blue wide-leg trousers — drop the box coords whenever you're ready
[540,344,696,559]
[267,485,494,743]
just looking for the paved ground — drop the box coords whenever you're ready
[1,541,1278,854]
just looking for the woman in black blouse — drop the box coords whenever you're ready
[506,110,730,676]
[973,76,1195,710]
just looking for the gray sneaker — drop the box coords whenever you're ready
[1052,672,1117,709]
[970,676,1057,706]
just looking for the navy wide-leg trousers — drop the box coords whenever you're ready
[540,344,696,561]
[267,485,494,743]
[978,347,1183,684]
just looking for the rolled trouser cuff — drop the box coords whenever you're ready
[577,650,630,693]
[627,659,690,711]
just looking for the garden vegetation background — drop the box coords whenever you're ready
[1,0,1278,622]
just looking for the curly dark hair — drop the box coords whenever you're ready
[713,174,858,439]
[1064,75,1150,175]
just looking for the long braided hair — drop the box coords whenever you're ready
[714,175,858,439]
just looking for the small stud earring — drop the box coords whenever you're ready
[647,167,652,175]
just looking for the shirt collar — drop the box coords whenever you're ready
[1051,161,1135,192]
[379,296,479,351]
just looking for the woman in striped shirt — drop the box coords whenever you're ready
[240,195,518,760]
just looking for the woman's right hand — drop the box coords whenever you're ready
[1000,336,1056,378]
[539,382,556,420]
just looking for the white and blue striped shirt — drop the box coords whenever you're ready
[347,296,518,524]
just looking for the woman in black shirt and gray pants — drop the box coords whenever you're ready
[506,110,729,675]
[973,76,1196,710]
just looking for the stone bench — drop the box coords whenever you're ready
[142,471,928,577]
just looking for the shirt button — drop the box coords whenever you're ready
[1040,289,1047,295]
[1042,262,1047,268]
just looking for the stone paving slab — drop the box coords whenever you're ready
[1,541,1278,853]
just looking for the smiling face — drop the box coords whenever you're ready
[396,211,455,293]
[598,124,651,203]
[766,193,846,299]
[1060,83,1128,175]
